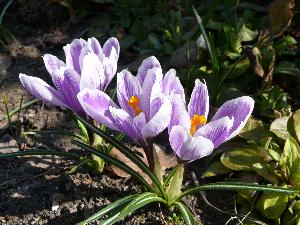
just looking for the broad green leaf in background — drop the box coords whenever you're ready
[255,188,289,219]
[274,61,300,76]
[239,117,272,143]
[201,160,232,178]
[221,148,265,171]
[260,137,282,161]
[238,24,258,42]
[289,158,300,187]
[252,162,278,184]
[288,109,300,143]
[270,115,291,140]
[280,136,300,174]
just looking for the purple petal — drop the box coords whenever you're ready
[77,89,119,130]
[58,69,82,114]
[88,37,103,56]
[188,79,209,119]
[117,69,142,117]
[109,107,145,144]
[80,53,105,90]
[66,39,88,74]
[103,37,120,61]
[162,69,185,102]
[211,96,254,140]
[19,73,67,108]
[195,116,234,148]
[141,68,163,120]
[136,56,161,85]
[43,54,65,76]
[102,56,118,90]
[141,98,172,140]
[168,94,190,133]
[149,72,165,118]
[169,125,214,161]
[169,125,189,158]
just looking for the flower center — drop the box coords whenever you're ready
[128,95,142,115]
[190,114,207,136]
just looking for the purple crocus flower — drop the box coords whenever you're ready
[169,79,254,161]
[19,37,120,116]
[77,56,183,146]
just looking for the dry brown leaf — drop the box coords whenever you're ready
[244,47,264,78]
[108,144,177,183]
[260,0,294,40]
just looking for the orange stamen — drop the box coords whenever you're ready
[190,114,207,136]
[128,96,142,115]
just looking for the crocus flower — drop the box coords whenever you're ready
[19,37,120,116]
[169,79,254,161]
[77,56,183,146]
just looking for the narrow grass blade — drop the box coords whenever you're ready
[106,132,125,153]
[23,130,85,140]
[119,192,167,220]
[0,0,15,25]
[76,116,166,198]
[173,202,197,225]
[74,140,153,191]
[98,213,121,225]
[192,5,219,75]
[0,149,81,159]
[78,194,138,225]
[0,99,38,121]
[176,182,297,202]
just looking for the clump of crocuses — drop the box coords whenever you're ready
[18,37,296,225]
[19,37,120,116]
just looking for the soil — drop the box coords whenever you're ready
[0,1,234,224]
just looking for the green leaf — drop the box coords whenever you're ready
[280,136,300,173]
[226,59,250,79]
[221,148,265,171]
[252,162,278,184]
[274,61,300,76]
[239,117,272,142]
[290,158,300,187]
[120,35,136,49]
[91,154,105,173]
[0,99,37,121]
[238,24,258,42]
[119,192,167,220]
[270,116,291,140]
[76,116,166,198]
[255,187,289,219]
[78,194,138,225]
[148,33,162,50]
[166,163,184,204]
[0,149,81,159]
[163,166,177,188]
[74,117,89,142]
[173,202,197,225]
[201,160,232,178]
[176,182,296,202]
[288,109,300,143]
[192,5,219,75]
[23,130,86,141]
[74,140,153,192]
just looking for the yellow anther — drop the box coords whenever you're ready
[190,114,207,136]
[128,96,142,115]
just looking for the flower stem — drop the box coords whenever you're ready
[144,139,155,171]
